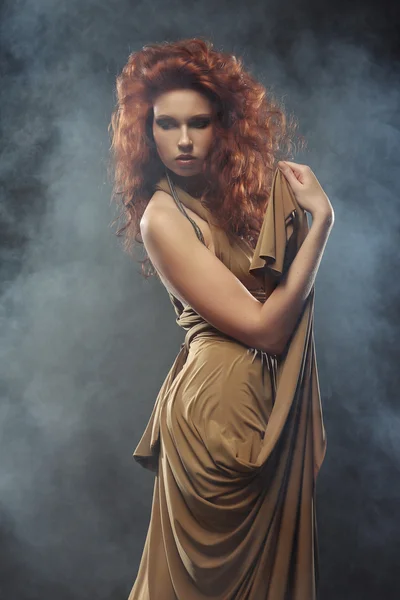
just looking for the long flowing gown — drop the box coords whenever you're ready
[128,167,327,600]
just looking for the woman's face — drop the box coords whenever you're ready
[152,88,215,177]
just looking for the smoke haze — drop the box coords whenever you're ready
[1,1,399,598]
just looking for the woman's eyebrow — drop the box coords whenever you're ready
[155,113,212,120]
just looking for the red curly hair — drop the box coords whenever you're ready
[108,37,304,278]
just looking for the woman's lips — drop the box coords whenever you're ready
[176,157,196,165]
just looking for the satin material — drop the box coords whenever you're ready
[129,168,327,599]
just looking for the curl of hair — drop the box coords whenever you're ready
[108,37,305,278]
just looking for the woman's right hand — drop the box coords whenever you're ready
[278,160,334,223]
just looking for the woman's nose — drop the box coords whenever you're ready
[178,127,192,147]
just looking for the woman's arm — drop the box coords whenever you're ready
[260,161,335,354]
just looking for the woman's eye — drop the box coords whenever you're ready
[193,120,210,128]
[157,121,174,130]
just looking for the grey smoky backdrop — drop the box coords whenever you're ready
[1,0,399,598]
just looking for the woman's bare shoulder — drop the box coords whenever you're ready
[143,190,214,252]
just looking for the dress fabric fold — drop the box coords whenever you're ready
[129,167,327,600]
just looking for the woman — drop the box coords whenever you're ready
[109,38,334,600]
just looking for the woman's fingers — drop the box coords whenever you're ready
[278,161,303,187]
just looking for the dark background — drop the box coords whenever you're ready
[1,0,399,598]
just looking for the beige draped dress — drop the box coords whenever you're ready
[128,167,327,600]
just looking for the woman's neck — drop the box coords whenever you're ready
[166,169,208,199]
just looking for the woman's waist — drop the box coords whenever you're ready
[180,320,232,351]
[179,318,273,359]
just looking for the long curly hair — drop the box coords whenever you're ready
[108,37,304,278]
